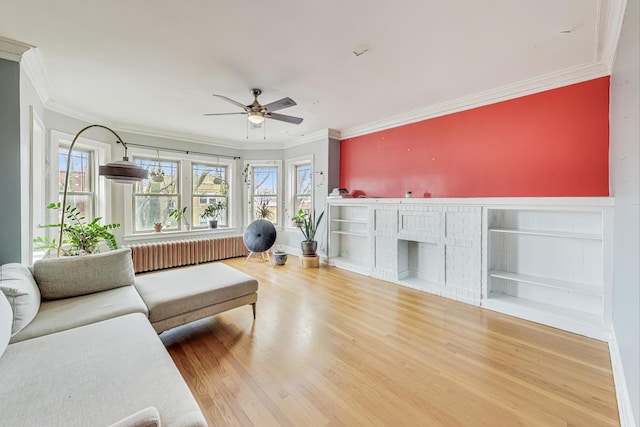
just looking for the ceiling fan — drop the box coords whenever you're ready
[204,88,303,125]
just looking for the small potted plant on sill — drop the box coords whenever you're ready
[201,201,226,229]
[256,198,274,221]
[272,245,288,266]
[291,208,324,257]
[153,223,163,232]
[168,206,189,228]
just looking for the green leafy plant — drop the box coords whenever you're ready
[255,198,273,221]
[291,208,324,242]
[201,201,226,220]
[168,206,188,225]
[33,203,120,256]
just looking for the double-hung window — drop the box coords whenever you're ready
[251,166,278,223]
[294,163,312,213]
[192,163,229,227]
[58,146,94,219]
[132,157,180,232]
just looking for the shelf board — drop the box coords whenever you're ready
[331,218,368,224]
[489,228,601,240]
[488,270,602,297]
[485,293,601,327]
[331,230,368,237]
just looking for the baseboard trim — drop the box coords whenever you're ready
[609,327,637,427]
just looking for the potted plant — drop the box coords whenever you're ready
[272,245,288,266]
[33,202,120,256]
[168,206,189,228]
[201,201,226,229]
[153,222,163,232]
[291,208,324,256]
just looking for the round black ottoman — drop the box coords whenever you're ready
[243,220,277,264]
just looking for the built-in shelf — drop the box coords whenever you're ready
[331,230,367,237]
[488,270,603,297]
[331,219,368,224]
[485,293,602,327]
[489,228,601,240]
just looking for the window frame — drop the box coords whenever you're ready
[284,155,313,228]
[243,160,282,226]
[191,161,230,229]
[123,148,235,237]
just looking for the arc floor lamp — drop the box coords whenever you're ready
[57,124,148,256]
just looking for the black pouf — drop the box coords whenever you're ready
[243,220,277,253]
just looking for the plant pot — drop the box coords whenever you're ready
[273,252,288,266]
[153,224,162,232]
[301,241,317,257]
[208,219,218,229]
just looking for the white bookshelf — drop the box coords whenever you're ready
[482,206,612,340]
[326,202,370,275]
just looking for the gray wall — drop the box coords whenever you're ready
[0,58,21,263]
[610,0,640,424]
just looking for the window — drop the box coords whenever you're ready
[133,157,179,232]
[251,166,278,223]
[192,163,228,227]
[58,146,94,219]
[294,163,312,213]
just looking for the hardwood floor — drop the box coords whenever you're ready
[160,257,619,427]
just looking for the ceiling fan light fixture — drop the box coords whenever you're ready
[247,111,265,124]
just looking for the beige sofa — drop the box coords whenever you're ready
[0,248,259,427]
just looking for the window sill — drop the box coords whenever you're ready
[123,227,241,244]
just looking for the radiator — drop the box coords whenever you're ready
[128,235,247,273]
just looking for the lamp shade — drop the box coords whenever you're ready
[247,111,265,124]
[99,159,148,183]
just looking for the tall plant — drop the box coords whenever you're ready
[291,209,324,242]
[34,203,120,256]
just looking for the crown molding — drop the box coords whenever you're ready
[280,128,341,149]
[597,0,628,69]
[0,36,33,62]
[20,48,51,104]
[339,62,610,140]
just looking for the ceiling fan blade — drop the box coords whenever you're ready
[212,94,249,111]
[263,97,297,112]
[203,112,247,116]
[267,112,303,125]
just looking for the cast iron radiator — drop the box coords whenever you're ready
[127,235,247,273]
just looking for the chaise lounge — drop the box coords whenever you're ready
[0,248,258,426]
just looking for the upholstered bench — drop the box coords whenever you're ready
[134,262,259,333]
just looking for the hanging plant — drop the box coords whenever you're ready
[150,148,165,183]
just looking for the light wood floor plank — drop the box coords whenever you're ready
[161,257,619,427]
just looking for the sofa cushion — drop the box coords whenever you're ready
[0,313,207,427]
[0,263,41,335]
[134,262,258,323]
[9,285,148,343]
[0,293,11,358]
[33,248,135,300]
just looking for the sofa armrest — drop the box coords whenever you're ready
[108,407,161,427]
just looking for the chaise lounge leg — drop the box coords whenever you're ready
[251,302,256,319]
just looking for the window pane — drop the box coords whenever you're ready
[193,196,228,227]
[253,196,277,222]
[135,195,179,231]
[134,158,178,194]
[59,147,91,193]
[295,195,311,213]
[60,194,93,220]
[296,164,311,195]
[193,164,227,195]
[253,167,277,195]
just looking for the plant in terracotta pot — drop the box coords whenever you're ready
[291,208,324,257]
[33,202,120,256]
[201,201,226,229]
[153,223,163,232]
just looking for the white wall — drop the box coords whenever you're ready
[610,0,640,424]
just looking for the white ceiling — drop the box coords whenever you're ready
[0,0,620,147]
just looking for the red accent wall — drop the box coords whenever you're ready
[340,77,610,198]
